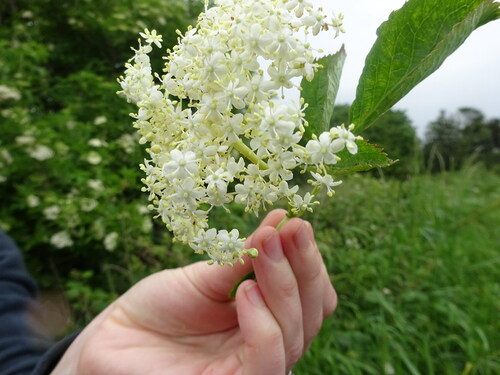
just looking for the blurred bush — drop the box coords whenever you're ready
[0,0,202,328]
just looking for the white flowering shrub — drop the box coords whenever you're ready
[119,0,361,265]
[0,0,205,325]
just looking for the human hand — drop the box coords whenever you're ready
[51,209,337,375]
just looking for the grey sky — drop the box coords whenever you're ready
[312,0,500,137]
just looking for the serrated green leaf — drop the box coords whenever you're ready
[326,140,396,176]
[350,0,500,132]
[301,46,346,141]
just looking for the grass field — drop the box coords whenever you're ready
[293,166,500,374]
[37,166,499,374]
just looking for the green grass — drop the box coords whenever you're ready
[294,166,500,374]
[50,166,500,373]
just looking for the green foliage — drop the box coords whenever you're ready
[326,141,395,177]
[301,47,346,141]
[296,167,500,374]
[301,0,499,176]
[0,0,201,326]
[350,0,500,131]
[332,104,420,178]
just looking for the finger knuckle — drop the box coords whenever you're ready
[303,262,323,283]
[281,278,298,299]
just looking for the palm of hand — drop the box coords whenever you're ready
[83,267,251,375]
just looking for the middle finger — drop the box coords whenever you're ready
[251,226,305,368]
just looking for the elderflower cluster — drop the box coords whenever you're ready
[119,0,358,265]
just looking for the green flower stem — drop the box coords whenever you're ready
[276,212,292,230]
[233,139,268,170]
[228,271,256,299]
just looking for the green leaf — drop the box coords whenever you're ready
[301,46,346,141]
[350,0,500,132]
[326,140,396,176]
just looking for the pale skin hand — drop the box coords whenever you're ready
[51,210,337,375]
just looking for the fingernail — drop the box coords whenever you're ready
[245,283,265,307]
[263,232,284,261]
[294,221,313,250]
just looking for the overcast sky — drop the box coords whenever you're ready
[311,0,500,137]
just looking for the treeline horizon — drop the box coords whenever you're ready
[330,104,500,177]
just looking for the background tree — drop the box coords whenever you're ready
[423,110,463,171]
[458,107,500,169]
[423,107,500,172]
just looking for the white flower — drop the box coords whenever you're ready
[85,151,102,165]
[139,29,163,48]
[104,232,119,251]
[309,172,342,196]
[191,228,218,254]
[246,74,274,104]
[28,145,54,161]
[80,198,98,212]
[331,12,346,38]
[171,178,204,209]
[330,124,359,154]
[0,176,6,183]
[27,195,40,208]
[290,192,318,215]
[216,80,249,110]
[243,23,272,56]
[93,116,107,125]
[50,231,73,249]
[305,132,340,164]
[162,150,198,178]
[220,113,244,144]
[234,176,259,204]
[88,179,104,191]
[278,180,299,197]
[267,60,300,89]
[21,10,33,18]
[88,138,107,147]
[216,229,246,261]
[0,85,21,101]
[15,135,35,145]
[43,205,60,220]
[205,167,230,195]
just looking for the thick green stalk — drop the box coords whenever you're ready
[233,139,268,170]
